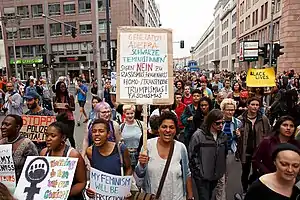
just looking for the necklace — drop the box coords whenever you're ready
[7,134,21,144]
[247,115,257,120]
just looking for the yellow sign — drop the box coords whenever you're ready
[246,68,276,87]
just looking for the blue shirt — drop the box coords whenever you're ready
[223,121,233,150]
[77,84,88,101]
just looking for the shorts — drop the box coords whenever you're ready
[78,100,86,107]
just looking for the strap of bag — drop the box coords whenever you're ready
[117,142,124,176]
[155,141,175,199]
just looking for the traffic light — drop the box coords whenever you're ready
[180,40,184,49]
[112,48,117,61]
[259,44,268,58]
[274,43,284,58]
[71,27,77,38]
[50,54,55,63]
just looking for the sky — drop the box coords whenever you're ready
[155,0,218,58]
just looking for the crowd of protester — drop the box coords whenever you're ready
[1,69,300,200]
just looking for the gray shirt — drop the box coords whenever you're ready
[4,91,23,116]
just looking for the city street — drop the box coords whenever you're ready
[0,85,243,200]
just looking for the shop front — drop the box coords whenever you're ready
[9,57,48,80]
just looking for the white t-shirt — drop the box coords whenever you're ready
[146,138,185,200]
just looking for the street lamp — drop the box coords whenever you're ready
[83,42,92,83]
[0,15,21,79]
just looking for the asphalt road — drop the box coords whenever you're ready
[0,85,243,200]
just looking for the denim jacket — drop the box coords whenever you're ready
[222,117,243,153]
[134,139,191,197]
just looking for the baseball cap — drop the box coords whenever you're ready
[24,91,39,100]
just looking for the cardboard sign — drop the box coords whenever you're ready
[14,156,78,200]
[20,115,56,141]
[116,27,174,105]
[54,103,68,109]
[90,167,132,199]
[0,144,16,193]
[246,68,276,87]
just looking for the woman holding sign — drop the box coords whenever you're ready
[0,114,38,183]
[40,113,87,200]
[85,118,132,198]
[134,112,194,200]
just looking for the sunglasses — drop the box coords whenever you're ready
[214,121,224,126]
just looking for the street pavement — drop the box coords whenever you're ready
[0,85,243,200]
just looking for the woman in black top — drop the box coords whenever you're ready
[245,143,300,200]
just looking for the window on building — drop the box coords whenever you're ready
[261,4,264,21]
[17,6,29,18]
[9,46,21,57]
[33,24,44,38]
[63,3,75,14]
[232,27,236,39]
[49,3,60,16]
[31,4,43,18]
[232,13,236,23]
[0,26,3,40]
[240,20,244,33]
[6,32,14,40]
[264,2,268,20]
[64,22,76,36]
[50,23,62,36]
[80,23,92,34]
[275,0,281,13]
[52,44,64,55]
[79,0,91,13]
[66,43,79,55]
[22,46,34,57]
[99,20,111,33]
[274,21,280,41]
[231,42,236,55]
[35,45,45,56]
[19,28,31,39]
[98,0,104,11]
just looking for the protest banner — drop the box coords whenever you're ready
[116,26,174,105]
[111,72,117,94]
[246,67,276,87]
[116,27,174,152]
[90,167,132,200]
[20,115,56,141]
[0,144,16,193]
[14,156,78,200]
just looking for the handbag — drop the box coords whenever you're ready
[133,141,175,200]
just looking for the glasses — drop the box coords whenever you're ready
[214,121,224,126]
[100,111,111,114]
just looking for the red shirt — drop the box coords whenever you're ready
[174,102,186,129]
[182,95,193,105]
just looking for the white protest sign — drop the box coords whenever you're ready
[116,27,174,105]
[0,144,16,193]
[90,167,132,199]
[14,156,78,200]
[111,72,117,94]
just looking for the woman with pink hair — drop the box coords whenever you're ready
[81,101,121,159]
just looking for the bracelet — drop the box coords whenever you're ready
[187,197,195,200]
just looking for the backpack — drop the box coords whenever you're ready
[120,120,143,134]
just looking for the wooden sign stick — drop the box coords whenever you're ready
[142,104,148,154]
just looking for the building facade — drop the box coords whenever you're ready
[0,14,6,75]
[237,0,281,70]
[1,0,160,81]
[237,0,300,72]
[145,0,161,27]
[173,56,190,70]
[191,0,237,71]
